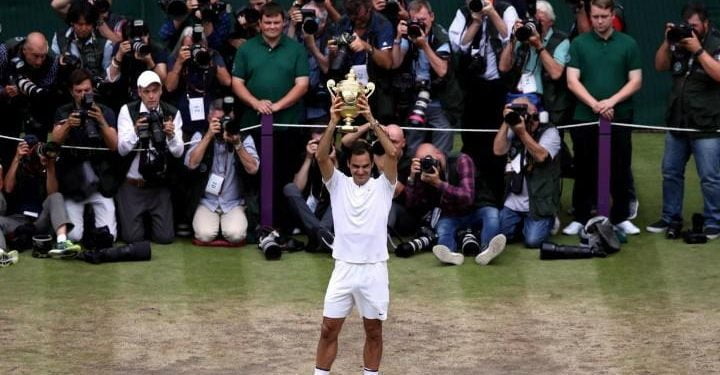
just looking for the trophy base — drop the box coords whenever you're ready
[338,124,358,133]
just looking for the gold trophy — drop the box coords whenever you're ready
[326,68,376,133]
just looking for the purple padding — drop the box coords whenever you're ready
[261,114,274,227]
[597,116,611,217]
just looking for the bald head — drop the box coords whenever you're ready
[385,124,406,151]
[23,32,49,69]
[414,142,445,165]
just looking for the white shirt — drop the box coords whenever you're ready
[448,6,518,80]
[504,126,561,212]
[117,102,184,179]
[324,169,396,264]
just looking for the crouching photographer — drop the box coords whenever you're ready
[116,71,184,244]
[493,97,561,248]
[52,68,120,244]
[185,98,259,245]
[0,136,82,259]
[405,143,506,266]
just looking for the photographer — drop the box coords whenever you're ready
[494,97,560,248]
[1,137,81,258]
[649,1,720,239]
[288,0,334,123]
[106,19,169,110]
[449,0,519,218]
[51,1,113,84]
[498,1,572,126]
[0,33,63,163]
[50,0,125,44]
[405,143,505,266]
[158,0,232,52]
[283,130,335,252]
[564,0,642,236]
[222,3,264,67]
[52,69,119,243]
[374,0,410,27]
[390,0,462,156]
[167,25,232,138]
[185,99,259,244]
[116,71,184,244]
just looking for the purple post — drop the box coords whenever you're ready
[597,116,612,217]
[260,114,274,227]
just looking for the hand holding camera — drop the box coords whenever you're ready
[306,139,320,158]
[4,84,19,98]
[163,116,175,139]
[178,45,192,64]
[348,33,368,53]
[503,103,528,133]
[16,141,31,159]
[207,116,223,139]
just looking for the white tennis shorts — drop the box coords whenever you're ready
[323,260,389,320]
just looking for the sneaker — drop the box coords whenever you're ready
[704,227,720,240]
[475,234,507,266]
[646,219,670,233]
[318,229,334,252]
[48,240,82,259]
[616,220,640,235]
[551,216,561,236]
[432,244,464,265]
[562,221,584,236]
[0,250,19,267]
[628,199,639,220]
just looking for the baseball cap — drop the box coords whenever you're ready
[137,70,161,88]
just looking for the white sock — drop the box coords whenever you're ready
[363,369,379,375]
[314,368,330,375]
[57,234,67,243]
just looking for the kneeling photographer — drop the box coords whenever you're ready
[493,97,561,248]
[185,98,259,245]
[1,136,82,259]
[116,71,184,244]
[405,143,505,266]
[52,68,120,244]
[390,0,462,156]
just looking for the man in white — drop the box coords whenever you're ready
[116,70,183,244]
[313,95,398,375]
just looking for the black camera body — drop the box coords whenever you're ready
[78,92,101,140]
[138,110,166,150]
[504,103,529,127]
[406,21,426,39]
[158,0,189,19]
[667,23,694,44]
[330,32,356,72]
[191,25,212,69]
[468,0,489,13]
[683,213,708,244]
[300,9,319,35]
[128,20,152,57]
[516,19,541,43]
[420,155,439,173]
[11,57,48,97]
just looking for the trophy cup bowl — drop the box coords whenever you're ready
[327,69,376,133]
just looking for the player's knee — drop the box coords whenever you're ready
[320,320,342,340]
[363,322,382,341]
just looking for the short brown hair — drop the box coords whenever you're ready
[407,0,432,14]
[590,0,614,10]
[68,68,93,88]
[261,2,285,20]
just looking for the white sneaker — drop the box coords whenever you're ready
[628,199,639,220]
[562,221,584,236]
[551,216,561,236]
[475,234,506,266]
[616,220,640,235]
[432,244,464,265]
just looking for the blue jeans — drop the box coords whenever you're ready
[405,100,453,157]
[661,133,720,228]
[499,207,553,248]
[436,206,500,252]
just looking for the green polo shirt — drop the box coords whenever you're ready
[568,30,642,122]
[232,34,310,128]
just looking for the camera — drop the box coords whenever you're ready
[406,21,425,39]
[300,9,319,35]
[420,155,439,173]
[468,0,490,13]
[10,57,49,97]
[258,227,283,260]
[407,84,431,127]
[665,218,683,240]
[218,96,240,142]
[667,23,694,44]
[236,7,260,25]
[138,110,166,150]
[194,0,227,23]
[61,52,82,70]
[191,24,212,69]
[395,226,437,258]
[80,241,152,264]
[77,92,101,140]
[515,19,541,43]
[458,229,481,256]
[158,0,189,19]
[504,103,529,127]
[21,135,61,173]
[330,32,356,71]
[128,20,152,57]
[683,213,708,244]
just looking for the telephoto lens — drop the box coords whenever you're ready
[395,227,437,258]
[407,89,431,127]
[459,229,481,256]
[258,228,283,260]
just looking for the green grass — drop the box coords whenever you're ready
[2,133,719,374]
